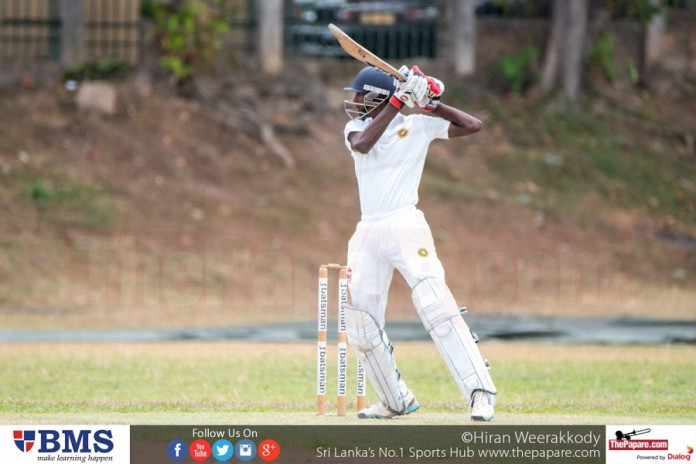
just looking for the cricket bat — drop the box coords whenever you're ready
[328,23,406,82]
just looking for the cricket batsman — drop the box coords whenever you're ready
[342,65,497,421]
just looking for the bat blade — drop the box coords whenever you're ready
[328,23,406,81]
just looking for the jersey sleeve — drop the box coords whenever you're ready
[344,119,366,152]
[416,114,450,141]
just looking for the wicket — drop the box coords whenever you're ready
[316,264,366,416]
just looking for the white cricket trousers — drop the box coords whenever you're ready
[347,206,446,328]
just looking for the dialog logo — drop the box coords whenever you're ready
[668,446,694,461]
[167,439,188,461]
[212,439,234,462]
[13,430,36,452]
[235,439,257,462]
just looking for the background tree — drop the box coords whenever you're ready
[450,0,478,76]
[634,0,666,88]
[539,0,590,107]
[539,0,566,95]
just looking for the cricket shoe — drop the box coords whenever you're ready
[357,391,419,419]
[470,390,495,422]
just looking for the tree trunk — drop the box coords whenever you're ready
[452,0,477,76]
[562,0,589,104]
[539,0,566,95]
[641,0,665,87]
[257,0,284,75]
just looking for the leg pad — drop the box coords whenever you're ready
[345,306,409,413]
[412,278,497,401]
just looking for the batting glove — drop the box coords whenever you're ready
[390,67,428,110]
[411,65,445,112]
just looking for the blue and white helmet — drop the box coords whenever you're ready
[344,66,398,120]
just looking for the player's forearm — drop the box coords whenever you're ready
[349,104,401,154]
[432,103,483,138]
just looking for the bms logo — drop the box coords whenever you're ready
[13,430,36,452]
[12,429,114,453]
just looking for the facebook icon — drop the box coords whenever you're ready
[167,439,188,461]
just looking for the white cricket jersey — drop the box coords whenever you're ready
[344,113,450,219]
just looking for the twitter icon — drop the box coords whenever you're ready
[212,439,234,462]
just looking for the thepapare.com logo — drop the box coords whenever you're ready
[13,428,115,461]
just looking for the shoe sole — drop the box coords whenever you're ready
[357,400,420,419]
[471,413,495,422]
[405,400,420,414]
[357,412,392,419]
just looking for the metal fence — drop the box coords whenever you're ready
[85,0,140,62]
[284,0,440,60]
[0,0,140,64]
[0,0,59,62]
[0,0,256,66]
[2,0,696,67]
[218,0,256,63]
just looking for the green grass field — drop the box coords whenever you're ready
[0,341,694,425]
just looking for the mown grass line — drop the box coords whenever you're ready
[0,342,693,422]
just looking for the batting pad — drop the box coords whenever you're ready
[345,306,409,413]
[412,278,497,401]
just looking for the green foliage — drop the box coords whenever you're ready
[627,62,640,84]
[147,0,229,80]
[27,180,114,229]
[488,0,518,15]
[62,58,133,82]
[602,0,664,22]
[140,0,157,17]
[627,0,663,22]
[497,44,539,95]
[588,33,618,82]
[483,0,551,17]
[28,181,52,209]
